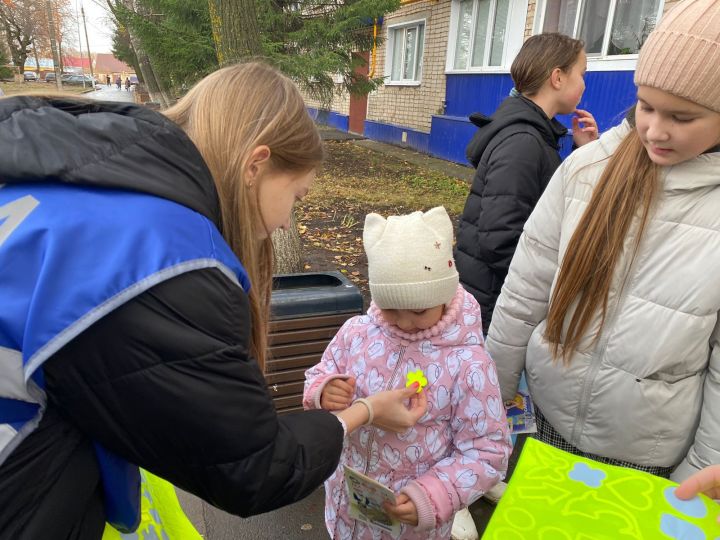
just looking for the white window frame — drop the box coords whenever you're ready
[533,0,665,71]
[385,19,426,86]
[446,0,528,74]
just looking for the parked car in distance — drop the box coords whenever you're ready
[129,75,139,85]
[44,72,56,83]
[23,71,38,81]
[64,74,96,86]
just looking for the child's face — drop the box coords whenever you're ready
[636,86,720,166]
[379,305,445,333]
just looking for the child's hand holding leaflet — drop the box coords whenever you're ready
[343,465,402,537]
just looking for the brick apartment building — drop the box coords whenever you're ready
[304,0,679,164]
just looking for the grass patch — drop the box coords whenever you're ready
[1,81,94,96]
[310,141,469,216]
[297,139,471,301]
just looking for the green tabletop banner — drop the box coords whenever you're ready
[484,438,720,539]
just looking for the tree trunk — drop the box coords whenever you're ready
[31,38,40,76]
[150,65,173,107]
[131,39,171,108]
[44,1,62,92]
[132,1,172,107]
[2,23,29,75]
[272,213,303,274]
[130,39,166,105]
[208,0,262,65]
[207,0,303,274]
[14,49,28,77]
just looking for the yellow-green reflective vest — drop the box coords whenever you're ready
[102,470,202,540]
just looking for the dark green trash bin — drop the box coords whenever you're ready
[267,272,363,414]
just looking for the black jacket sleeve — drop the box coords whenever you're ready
[475,132,546,278]
[44,268,343,517]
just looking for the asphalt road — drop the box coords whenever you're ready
[178,487,330,539]
[85,84,135,102]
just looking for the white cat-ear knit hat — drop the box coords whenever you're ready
[363,206,459,309]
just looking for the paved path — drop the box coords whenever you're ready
[85,84,134,103]
[318,126,365,141]
[178,487,330,539]
[175,437,525,538]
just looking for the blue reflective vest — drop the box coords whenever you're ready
[0,183,249,532]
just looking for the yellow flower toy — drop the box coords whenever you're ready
[406,369,427,393]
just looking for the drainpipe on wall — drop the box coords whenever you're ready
[369,18,378,78]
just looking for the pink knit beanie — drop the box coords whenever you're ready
[635,0,720,112]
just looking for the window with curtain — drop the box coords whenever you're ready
[541,0,662,56]
[452,0,512,70]
[388,22,426,82]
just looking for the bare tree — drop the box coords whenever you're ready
[30,0,72,66]
[53,0,72,71]
[30,35,40,74]
[0,0,39,79]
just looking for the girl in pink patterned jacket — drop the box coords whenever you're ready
[304,206,511,539]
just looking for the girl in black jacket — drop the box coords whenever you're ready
[0,62,426,539]
[455,33,599,333]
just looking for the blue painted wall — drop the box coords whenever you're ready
[429,115,478,164]
[364,120,430,154]
[307,107,350,132]
[444,73,515,117]
[430,71,637,165]
[575,70,637,131]
[308,105,432,155]
[310,71,637,168]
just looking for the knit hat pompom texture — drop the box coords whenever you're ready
[364,206,459,310]
[635,0,720,113]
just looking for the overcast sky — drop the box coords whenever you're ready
[75,1,116,54]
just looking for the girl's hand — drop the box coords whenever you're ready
[572,109,599,147]
[676,465,720,501]
[367,384,428,432]
[383,493,418,526]
[320,377,356,410]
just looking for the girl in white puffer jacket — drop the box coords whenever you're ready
[488,0,720,483]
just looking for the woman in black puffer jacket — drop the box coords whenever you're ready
[455,33,598,333]
[0,62,426,540]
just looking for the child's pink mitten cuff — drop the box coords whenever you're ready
[312,374,352,409]
[401,481,436,531]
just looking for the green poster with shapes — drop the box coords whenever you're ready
[484,438,720,539]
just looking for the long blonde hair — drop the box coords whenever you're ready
[545,128,658,363]
[164,62,324,370]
